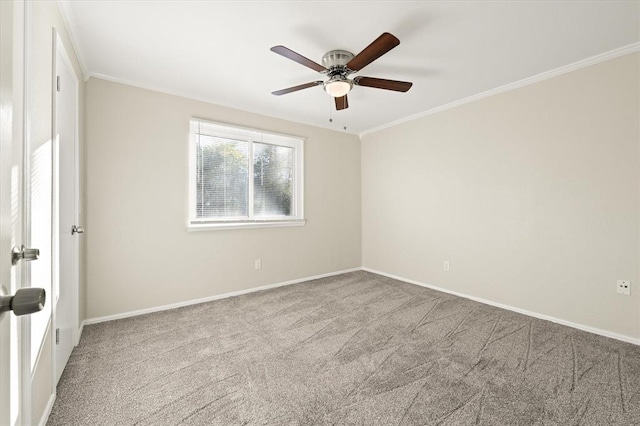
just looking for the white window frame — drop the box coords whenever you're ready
[188,118,305,231]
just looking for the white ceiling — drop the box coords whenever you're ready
[60,1,640,135]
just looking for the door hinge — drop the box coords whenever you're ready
[56,75,61,92]
[56,328,60,344]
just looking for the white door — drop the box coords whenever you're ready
[53,34,80,384]
[1,0,27,424]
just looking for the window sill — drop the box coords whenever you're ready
[188,219,306,232]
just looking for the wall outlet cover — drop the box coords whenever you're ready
[616,280,630,296]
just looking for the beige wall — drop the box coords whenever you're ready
[362,53,640,340]
[28,0,86,423]
[84,78,362,319]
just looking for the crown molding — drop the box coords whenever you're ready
[56,0,90,81]
[86,71,358,136]
[359,42,640,139]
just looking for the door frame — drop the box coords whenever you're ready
[51,27,80,387]
[1,0,32,423]
[21,2,33,424]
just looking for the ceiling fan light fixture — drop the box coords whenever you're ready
[271,33,412,110]
[324,78,352,97]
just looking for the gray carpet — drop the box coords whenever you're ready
[48,271,640,425]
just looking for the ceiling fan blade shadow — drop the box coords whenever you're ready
[272,81,323,96]
[271,45,327,73]
[353,76,412,92]
[335,95,349,110]
[346,33,400,72]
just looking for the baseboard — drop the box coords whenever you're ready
[77,320,85,345]
[362,267,640,346]
[37,392,56,426]
[84,267,362,325]
[83,266,639,346]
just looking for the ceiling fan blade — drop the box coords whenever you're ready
[271,45,327,73]
[335,95,349,110]
[272,81,323,96]
[353,76,412,92]
[346,33,400,72]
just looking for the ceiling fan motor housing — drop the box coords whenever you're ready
[322,50,355,75]
[321,50,355,97]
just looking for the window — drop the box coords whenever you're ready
[189,119,304,230]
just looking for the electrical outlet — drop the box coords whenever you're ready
[255,259,262,270]
[443,261,450,272]
[616,280,630,296]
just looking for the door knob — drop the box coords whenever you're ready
[11,245,39,265]
[71,225,84,235]
[0,288,46,316]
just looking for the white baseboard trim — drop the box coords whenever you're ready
[37,392,56,426]
[362,267,640,346]
[84,267,362,325]
[83,266,639,346]
[77,320,85,345]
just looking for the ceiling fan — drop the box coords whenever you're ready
[271,32,413,111]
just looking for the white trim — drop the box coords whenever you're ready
[188,118,305,228]
[192,117,307,145]
[76,320,84,346]
[19,0,33,422]
[359,42,640,138]
[52,33,80,346]
[88,71,348,135]
[36,393,55,426]
[82,266,640,347]
[86,43,640,139]
[55,0,89,81]
[188,219,306,231]
[84,268,362,325]
[52,30,81,386]
[49,27,59,409]
[362,267,640,346]
[29,319,50,382]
